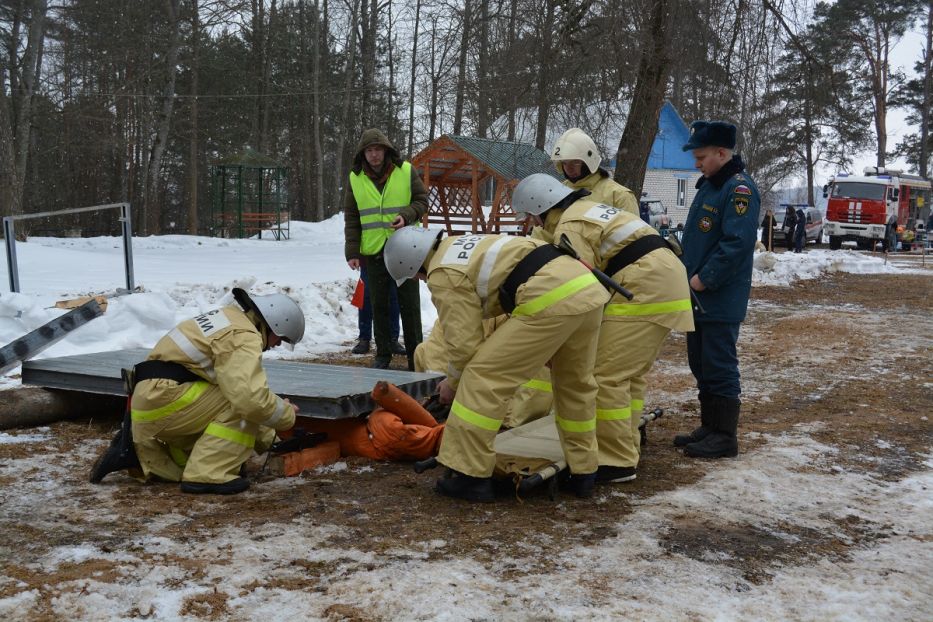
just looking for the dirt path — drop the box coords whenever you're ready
[1,267,930,621]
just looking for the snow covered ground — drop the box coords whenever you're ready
[1,221,931,621]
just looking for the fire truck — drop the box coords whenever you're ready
[823,167,931,250]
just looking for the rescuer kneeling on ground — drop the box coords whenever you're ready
[384,226,610,502]
[90,288,305,495]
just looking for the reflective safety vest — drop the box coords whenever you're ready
[349,161,413,256]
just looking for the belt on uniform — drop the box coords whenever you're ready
[133,360,202,384]
[605,234,670,278]
[499,244,565,313]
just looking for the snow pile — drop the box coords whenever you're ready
[0,217,438,387]
[753,249,904,286]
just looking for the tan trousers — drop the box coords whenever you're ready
[594,321,670,468]
[438,307,603,477]
[132,381,274,484]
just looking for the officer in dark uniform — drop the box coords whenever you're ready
[673,120,760,458]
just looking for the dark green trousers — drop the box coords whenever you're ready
[365,252,423,369]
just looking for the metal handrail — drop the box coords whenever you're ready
[3,203,135,293]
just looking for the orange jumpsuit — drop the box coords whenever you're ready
[295,382,443,461]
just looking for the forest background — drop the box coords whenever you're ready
[2,0,932,236]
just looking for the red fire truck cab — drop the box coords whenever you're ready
[823,167,931,251]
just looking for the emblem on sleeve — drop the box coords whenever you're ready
[734,196,749,215]
[735,184,752,196]
[698,216,713,232]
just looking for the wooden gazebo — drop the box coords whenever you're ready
[412,135,559,235]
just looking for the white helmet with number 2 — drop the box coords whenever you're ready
[512,173,574,217]
[385,226,443,286]
[550,128,602,173]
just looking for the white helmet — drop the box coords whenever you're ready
[385,226,442,286]
[551,128,602,173]
[233,288,305,345]
[512,173,574,217]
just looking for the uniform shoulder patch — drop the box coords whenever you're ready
[734,195,749,216]
[734,184,752,196]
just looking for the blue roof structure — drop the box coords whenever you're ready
[646,102,695,171]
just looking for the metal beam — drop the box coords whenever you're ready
[0,299,105,375]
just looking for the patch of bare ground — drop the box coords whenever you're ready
[1,270,930,601]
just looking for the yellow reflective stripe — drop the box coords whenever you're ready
[511,273,599,317]
[555,414,596,433]
[204,422,255,448]
[522,378,553,392]
[131,381,210,422]
[450,400,502,432]
[596,407,632,421]
[631,399,644,411]
[604,298,692,316]
[168,445,188,467]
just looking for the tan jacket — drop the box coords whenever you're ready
[565,171,638,216]
[551,199,694,331]
[426,234,609,388]
[134,305,295,431]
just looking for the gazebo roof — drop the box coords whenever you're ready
[212,147,285,169]
[414,135,559,184]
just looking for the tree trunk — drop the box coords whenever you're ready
[334,0,361,198]
[143,0,182,236]
[920,1,933,179]
[613,0,672,198]
[476,0,489,138]
[407,0,422,156]
[453,0,471,135]
[0,388,124,431]
[187,0,201,234]
[312,0,325,220]
[507,0,517,141]
[11,0,48,220]
[534,0,555,149]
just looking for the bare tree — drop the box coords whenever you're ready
[613,0,673,197]
[143,0,182,235]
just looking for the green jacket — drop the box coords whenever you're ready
[343,129,428,260]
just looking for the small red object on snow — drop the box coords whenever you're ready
[350,278,365,309]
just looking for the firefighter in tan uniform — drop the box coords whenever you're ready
[90,288,304,495]
[550,128,639,218]
[513,174,694,483]
[386,227,610,502]
[415,319,554,429]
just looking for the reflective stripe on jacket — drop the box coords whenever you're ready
[349,161,413,256]
[426,234,608,388]
[550,198,694,331]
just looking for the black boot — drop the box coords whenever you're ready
[673,393,713,447]
[390,339,406,355]
[684,396,739,458]
[371,355,391,369]
[558,470,598,498]
[596,465,637,484]
[435,469,495,502]
[89,414,140,483]
[351,339,370,354]
[180,476,250,495]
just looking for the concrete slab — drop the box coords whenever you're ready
[21,348,441,419]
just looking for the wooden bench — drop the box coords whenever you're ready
[222,211,291,240]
